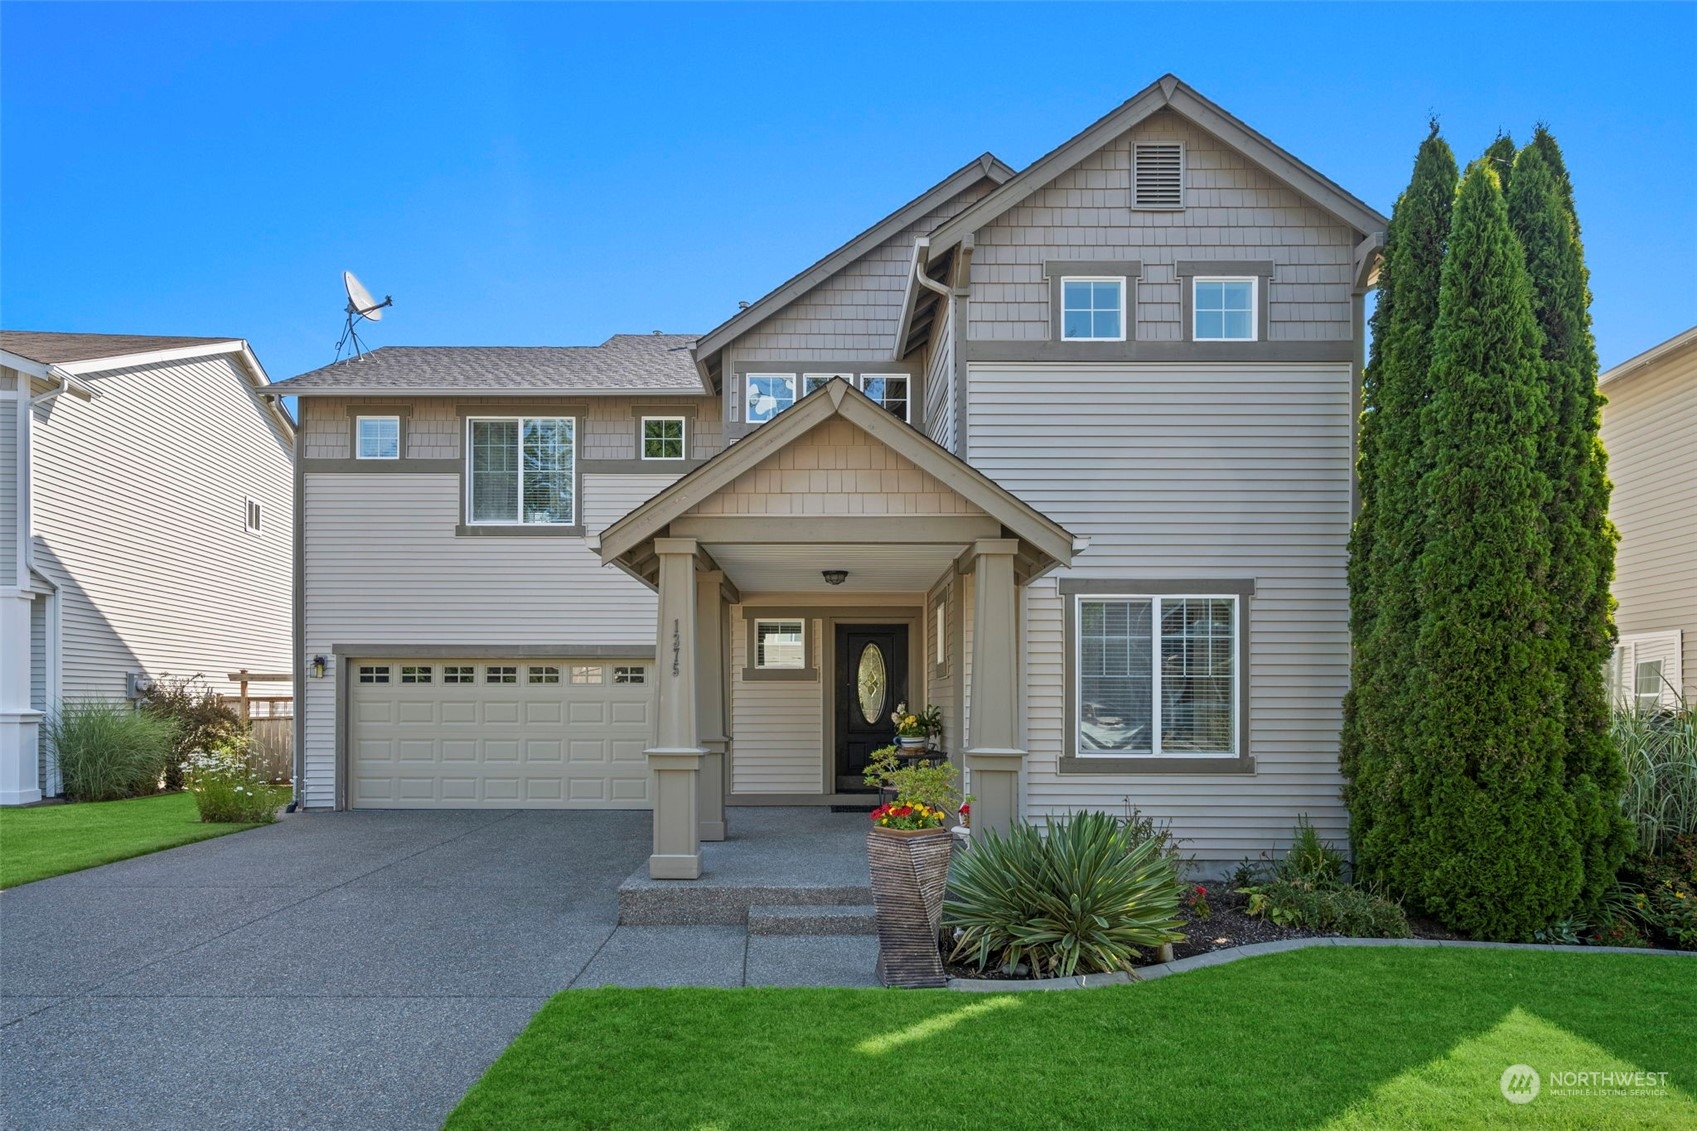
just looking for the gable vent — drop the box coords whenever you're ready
[1133,143,1184,209]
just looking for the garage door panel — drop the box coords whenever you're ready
[350,658,655,809]
[441,701,478,724]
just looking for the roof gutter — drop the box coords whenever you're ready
[31,364,96,407]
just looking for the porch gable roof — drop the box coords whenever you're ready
[595,379,1076,588]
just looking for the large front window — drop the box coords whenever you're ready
[1076,595,1237,757]
[467,416,575,525]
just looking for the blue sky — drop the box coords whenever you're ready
[3,2,1692,381]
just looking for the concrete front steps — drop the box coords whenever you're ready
[747,903,876,936]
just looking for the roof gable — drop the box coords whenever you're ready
[926,74,1388,256]
[691,154,1013,379]
[597,379,1075,582]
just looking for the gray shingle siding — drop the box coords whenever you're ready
[724,183,995,365]
[968,110,1357,344]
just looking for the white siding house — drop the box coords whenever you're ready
[0,333,296,804]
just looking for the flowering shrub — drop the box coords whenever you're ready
[870,802,948,831]
[1625,835,1697,950]
[1185,884,1212,919]
[182,743,278,824]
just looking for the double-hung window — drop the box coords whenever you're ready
[1193,278,1257,341]
[745,374,797,424]
[1060,278,1126,341]
[859,374,910,421]
[466,416,575,526]
[356,415,401,459]
[641,416,686,461]
[1076,594,1238,758]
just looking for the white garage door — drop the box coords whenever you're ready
[349,659,653,809]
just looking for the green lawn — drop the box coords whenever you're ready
[0,790,284,888]
[449,947,1697,1130]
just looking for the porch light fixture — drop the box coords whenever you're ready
[310,655,328,679]
[822,570,848,586]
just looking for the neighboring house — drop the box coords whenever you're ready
[1600,325,1697,710]
[267,75,1387,879]
[0,332,296,804]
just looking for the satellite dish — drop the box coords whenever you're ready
[344,271,388,322]
[334,270,394,361]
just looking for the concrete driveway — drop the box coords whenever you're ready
[0,810,651,1130]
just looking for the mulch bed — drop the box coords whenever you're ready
[940,890,1463,980]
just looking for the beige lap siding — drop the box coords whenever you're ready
[728,607,825,795]
[968,361,1354,864]
[299,472,673,808]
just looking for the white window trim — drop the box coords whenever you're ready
[744,373,798,425]
[933,599,947,675]
[464,415,577,527]
[1192,276,1259,342]
[355,414,401,460]
[1073,592,1241,759]
[803,373,852,396]
[1059,276,1128,342]
[243,497,262,533]
[753,617,807,671]
[858,373,913,422]
[639,415,687,461]
[1612,630,1684,711]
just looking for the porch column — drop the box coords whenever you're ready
[647,537,704,879]
[0,589,43,806]
[965,539,1023,837]
[695,568,728,842]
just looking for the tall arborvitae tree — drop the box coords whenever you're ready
[1395,161,1581,939]
[1483,132,1517,201]
[1341,124,1457,882]
[1528,124,1579,233]
[1507,138,1629,912]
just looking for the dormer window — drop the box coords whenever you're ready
[1192,278,1257,342]
[745,374,797,424]
[1061,278,1126,342]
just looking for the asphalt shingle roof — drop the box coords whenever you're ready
[268,334,704,395]
[1,331,235,366]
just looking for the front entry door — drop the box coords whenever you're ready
[835,624,909,792]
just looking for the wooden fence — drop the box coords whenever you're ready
[226,670,294,784]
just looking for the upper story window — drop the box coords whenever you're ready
[1061,278,1126,342]
[466,417,575,526]
[641,416,686,461]
[1193,278,1257,341]
[745,374,797,425]
[243,498,262,533]
[356,415,401,460]
[804,373,852,396]
[859,375,910,422]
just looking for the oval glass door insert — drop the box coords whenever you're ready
[857,643,887,725]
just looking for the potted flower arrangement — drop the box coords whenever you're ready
[862,744,964,988]
[891,702,941,751]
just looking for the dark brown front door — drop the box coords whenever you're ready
[835,624,908,792]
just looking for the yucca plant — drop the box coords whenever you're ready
[944,810,1184,977]
[1614,695,1697,856]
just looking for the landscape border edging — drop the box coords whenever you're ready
[947,936,1694,991]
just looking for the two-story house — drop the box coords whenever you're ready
[268,75,1387,881]
[1,332,296,804]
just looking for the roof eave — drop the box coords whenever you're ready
[690,153,1014,369]
[263,385,711,398]
[1600,325,1697,387]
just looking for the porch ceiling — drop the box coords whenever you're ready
[702,541,966,594]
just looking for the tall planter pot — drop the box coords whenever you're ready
[867,825,953,988]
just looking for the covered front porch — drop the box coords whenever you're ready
[597,378,1075,881]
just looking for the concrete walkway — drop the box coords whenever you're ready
[0,809,873,1131]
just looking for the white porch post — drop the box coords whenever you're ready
[648,537,704,879]
[965,538,1023,837]
[0,590,43,806]
[695,568,728,843]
